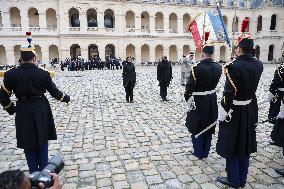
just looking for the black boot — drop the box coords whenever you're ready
[216,177,238,188]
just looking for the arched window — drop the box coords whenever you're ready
[70,44,81,58]
[141,44,150,62]
[46,8,57,29]
[126,11,135,29]
[155,45,163,62]
[155,12,164,32]
[169,45,177,62]
[141,12,150,32]
[0,45,7,65]
[169,13,177,33]
[126,44,135,59]
[104,9,115,28]
[0,12,3,27]
[268,45,274,61]
[28,8,39,27]
[87,9,98,28]
[232,16,239,33]
[255,45,260,60]
[257,16,262,32]
[270,14,276,30]
[10,7,21,27]
[49,45,59,61]
[69,8,80,27]
[105,44,115,59]
[88,44,99,60]
[183,14,190,33]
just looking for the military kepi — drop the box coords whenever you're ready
[202,31,214,54]
[20,32,37,60]
[237,18,254,49]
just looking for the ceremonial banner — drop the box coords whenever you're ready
[188,8,231,51]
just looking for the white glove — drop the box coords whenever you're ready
[187,96,196,111]
[218,105,227,122]
[266,91,275,102]
[278,101,284,119]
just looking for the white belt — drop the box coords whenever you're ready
[233,99,252,106]
[192,89,216,96]
[278,88,284,91]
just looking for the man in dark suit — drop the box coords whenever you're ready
[0,33,70,173]
[157,56,172,101]
[122,57,136,103]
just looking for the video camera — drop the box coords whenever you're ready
[29,155,64,189]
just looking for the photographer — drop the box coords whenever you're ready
[0,170,62,189]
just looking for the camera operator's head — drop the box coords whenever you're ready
[0,170,30,189]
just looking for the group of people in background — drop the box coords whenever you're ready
[59,56,137,72]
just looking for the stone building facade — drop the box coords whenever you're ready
[0,0,283,65]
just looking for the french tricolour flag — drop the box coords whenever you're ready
[188,8,231,52]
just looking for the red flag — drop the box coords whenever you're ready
[188,20,203,52]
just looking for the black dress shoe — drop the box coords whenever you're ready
[164,98,170,101]
[216,177,237,188]
[275,168,284,176]
[130,101,134,103]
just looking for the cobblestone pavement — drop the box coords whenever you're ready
[0,64,284,189]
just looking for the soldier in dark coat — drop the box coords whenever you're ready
[157,56,172,101]
[266,64,284,142]
[270,64,284,176]
[122,57,136,103]
[184,42,222,159]
[0,35,70,173]
[216,36,263,188]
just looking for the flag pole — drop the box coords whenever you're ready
[231,0,238,57]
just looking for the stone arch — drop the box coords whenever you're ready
[268,44,274,61]
[105,44,115,59]
[183,14,190,33]
[0,45,7,65]
[270,14,276,30]
[141,11,150,32]
[169,45,177,62]
[70,44,81,58]
[257,15,262,32]
[28,8,39,27]
[10,7,21,27]
[87,9,98,27]
[69,8,80,27]
[49,45,59,61]
[104,9,115,28]
[46,8,57,29]
[88,44,99,60]
[141,44,150,63]
[183,45,190,55]
[169,13,177,33]
[155,12,164,32]
[155,45,163,62]
[126,11,135,29]
[126,44,135,58]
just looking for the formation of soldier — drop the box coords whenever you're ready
[1,27,284,189]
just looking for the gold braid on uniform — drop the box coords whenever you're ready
[1,84,12,96]
[224,63,237,96]
[191,65,197,83]
[60,94,65,102]
[3,102,12,110]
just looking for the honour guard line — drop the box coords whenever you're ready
[0,32,70,173]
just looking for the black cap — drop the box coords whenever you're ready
[202,45,214,54]
[237,38,254,50]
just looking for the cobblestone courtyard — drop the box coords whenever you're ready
[0,65,284,189]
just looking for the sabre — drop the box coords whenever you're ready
[195,120,218,138]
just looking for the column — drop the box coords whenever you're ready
[115,10,124,33]
[177,14,183,35]
[135,13,141,33]
[80,12,87,32]
[250,17,257,35]
[149,46,155,62]
[177,45,183,61]
[41,46,49,65]
[21,9,28,31]
[227,17,233,37]
[136,45,141,64]
[99,44,105,61]
[5,46,15,65]
[59,9,68,33]
[2,11,11,28]
[80,43,88,60]
[39,12,47,29]
[215,46,220,62]
[262,15,270,35]
[97,11,104,32]
[164,13,169,34]
[61,49,70,61]
[164,46,169,59]
[259,44,268,62]
[149,13,155,34]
